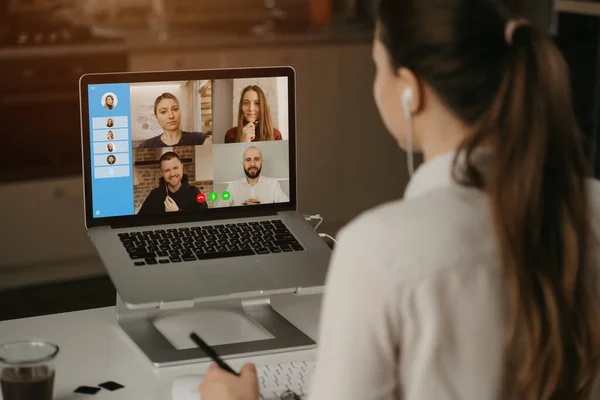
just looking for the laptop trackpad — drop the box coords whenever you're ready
[152,308,274,350]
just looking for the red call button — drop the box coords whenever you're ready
[196,193,206,203]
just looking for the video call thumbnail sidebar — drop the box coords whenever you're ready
[88,78,291,219]
[89,84,134,218]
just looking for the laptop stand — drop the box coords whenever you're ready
[115,293,316,367]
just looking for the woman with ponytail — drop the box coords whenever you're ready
[197,1,600,399]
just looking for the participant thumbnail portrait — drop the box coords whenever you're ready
[212,141,290,207]
[102,92,118,110]
[133,145,215,215]
[130,80,213,149]
[211,77,289,144]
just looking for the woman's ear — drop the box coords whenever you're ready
[397,67,422,116]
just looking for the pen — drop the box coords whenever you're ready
[191,332,295,399]
[189,332,239,376]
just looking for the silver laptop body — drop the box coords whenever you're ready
[79,66,331,308]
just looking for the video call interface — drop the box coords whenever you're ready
[87,77,291,218]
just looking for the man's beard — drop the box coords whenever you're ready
[167,176,181,186]
[244,165,261,179]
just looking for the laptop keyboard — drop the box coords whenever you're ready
[118,220,304,266]
[257,361,316,399]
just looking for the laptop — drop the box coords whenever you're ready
[79,66,332,308]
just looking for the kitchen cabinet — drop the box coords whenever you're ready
[130,49,228,71]
[556,1,600,16]
[0,176,102,289]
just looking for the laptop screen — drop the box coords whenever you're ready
[84,73,293,220]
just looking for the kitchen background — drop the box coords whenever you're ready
[0,0,598,320]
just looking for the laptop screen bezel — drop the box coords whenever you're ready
[79,66,297,229]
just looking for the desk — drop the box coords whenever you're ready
[0,293,322,400]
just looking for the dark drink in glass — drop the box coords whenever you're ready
[0,342,59,400]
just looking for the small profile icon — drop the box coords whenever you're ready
[106,130,114,140]
[107,155,116,165]
[102,93,118,110]
[107,143,114,152]
[106,118,114,128]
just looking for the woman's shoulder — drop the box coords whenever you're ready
[343,189,470,234]
[138,134,164,148]
[181,131,209,145]
[182,131,208,138]
[339,186,495,281]
[224,128,236,143]
[273,129,282,140]
[587,178,600,199]
[339,199,414,244]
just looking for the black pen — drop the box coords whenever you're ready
[190,332,276,400]
[189,332,239,376]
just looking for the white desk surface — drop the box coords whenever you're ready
[0,293,323,400]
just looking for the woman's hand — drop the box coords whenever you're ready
[242,122,256,142]
[198,362,260,400]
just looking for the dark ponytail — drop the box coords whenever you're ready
[378,0,600,398]
[465,25,599,399]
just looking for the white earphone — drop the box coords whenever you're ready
[401,87,415,176]
[402,87,413,119]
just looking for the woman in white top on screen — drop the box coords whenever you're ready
[198,0,600,399]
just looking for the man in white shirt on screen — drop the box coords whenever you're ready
[219,146,288,207]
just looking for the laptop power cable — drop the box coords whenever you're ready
[303,213,324,231]
[318,233,337,244]
[304,213,337,245]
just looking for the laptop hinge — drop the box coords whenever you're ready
[109,209,279,229]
